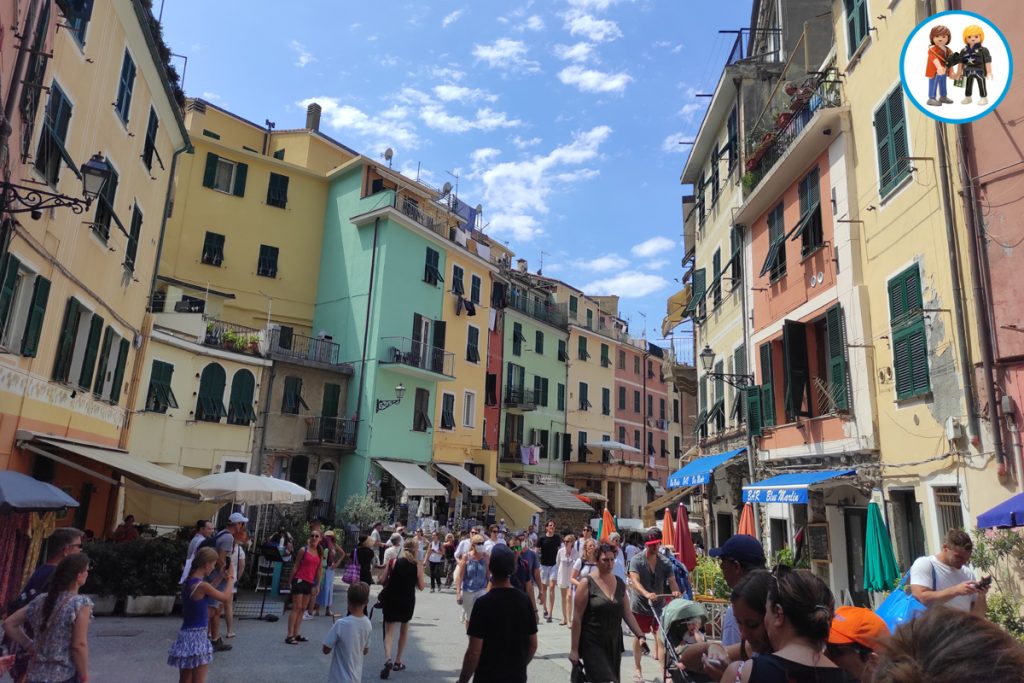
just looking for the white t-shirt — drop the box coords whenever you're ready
[909,554,978,612]
[322,614,373,683]
[428,541,443,563]
[454,538,472,562]
[612,549,627,582]
[370,529,381,547]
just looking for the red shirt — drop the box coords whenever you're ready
[294,546,321,582]
[926,45,951,78]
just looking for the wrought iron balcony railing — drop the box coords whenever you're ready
[380,336,455,377]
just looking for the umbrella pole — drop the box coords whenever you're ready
[745,437,761,541]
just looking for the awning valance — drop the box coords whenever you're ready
[436,463,496,496]
[667,448,746,489]
[742,469,855,504]
[647,480,667,497]
[377,459,446,496]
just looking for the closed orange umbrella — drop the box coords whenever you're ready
[599,508,616,542]
[738,503,756,537]
[662,509,675,549]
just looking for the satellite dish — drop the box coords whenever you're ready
[384,148,394,161]
[475,204,483,214]
[441,182,452,197]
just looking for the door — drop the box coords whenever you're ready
[315,463,336,502]
[889,490,925,570]
[411,313,429,369]
[844,507,869,607]
[322,383,341,441]
[716,513,734,547]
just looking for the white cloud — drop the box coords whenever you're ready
[631,236,676,257]
[660,132,687,154]
[646,259,669,270]
[564,12,622,42]
[573,253,630,272]
[471,148,501,164]
[433,84,497,103]
[558,65,632,94]
[477,125,612,241]
[441,9,463,28]
[553,42,595,62]
[290,40,316,68]
[512,135,542,149]
[420,106,521,133]
[566,0,628,10]
[582,272,669,298]
[677,86,704,123]
[430,66,466,82]
[379,53,399,67]
[201,91,222,102]
[521,14,545,31]
[472,39,540,72]
[298,97,419,151]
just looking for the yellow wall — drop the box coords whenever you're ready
[566,326,616,446]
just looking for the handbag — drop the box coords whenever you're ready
[570,661,588,683]
[874,565,934,632]
[342,557,360,584]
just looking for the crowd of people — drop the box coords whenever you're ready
[3,519,1024,683]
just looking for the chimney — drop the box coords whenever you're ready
[306,102,322,131]
[516,258,528,273]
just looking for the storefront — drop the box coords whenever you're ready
[435,463,497,530]
[372,459,447,531]
[659,447,747,545]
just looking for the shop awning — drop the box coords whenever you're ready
[377,459,446,496]
[977,492,1024,529]
[436,463,496,496]
[742,469,855,504]
[648,480,667,497]
[667,447,746,489]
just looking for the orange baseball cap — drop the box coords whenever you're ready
[828,606,889,649]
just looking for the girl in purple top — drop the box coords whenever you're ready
[168,547,235,683]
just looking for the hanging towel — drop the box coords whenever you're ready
[521,446,531,465]
[455,297,465,316]
[529,445,539,465]
[489,308,497,331]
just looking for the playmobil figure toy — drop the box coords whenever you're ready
[955,24,993,105]
[925,25,954,106]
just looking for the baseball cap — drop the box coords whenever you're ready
[228,512,249,525]
[828,606,888,649]
[708,534,764,565]
[644,528,663,547]
[489,544,516,579]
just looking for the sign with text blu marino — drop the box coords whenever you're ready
[742,470,856,505]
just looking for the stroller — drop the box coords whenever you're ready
[648,596,709,683]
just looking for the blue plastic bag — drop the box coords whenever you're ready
[874,570,926,632]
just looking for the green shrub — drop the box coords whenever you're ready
[692,555,730,599]
[987,591,1024,642]
[340,494,392,534]
[81,538,188,598]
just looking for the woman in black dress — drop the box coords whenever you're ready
[380,539,424,678]
[355,535,375,585]
[569,543,647,683]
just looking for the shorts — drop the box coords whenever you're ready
[291,578,314,595]
[633,612,660,634]
[461,589,483,623]
[540,565,557,584]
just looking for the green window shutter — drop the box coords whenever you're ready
[746,387,763,437]
[273,148,285,160]
[93,327,113,395]
[125,204,142,271]
[197,363,228,419]
[685,268,706,316]
[115,50,135,121]
[759,342,775,427]
[887,273,906,322]
[712,250,721,305]
[78,313,104,389]
[109,337,129,403]
[875,98,894,195]
[557,383,565,411]
[229,370,257,424]
[533,375,542,401]
[202,153,219,188]
[322,382,341,418]
[825,304,849,410]
[782,320,811,419]
[232,162,248,197]
[52,297,80,381]
[0,254,22,334]
[535,330,544,355]
[20,275,50,357]
[886,89,909,195]
[602,387,610,415]
[618,386,626,409]
[266,172,289,208]
[893,318,930,400]
[143,108,159,169]
[541,378,549,407]
[845,0,866,55]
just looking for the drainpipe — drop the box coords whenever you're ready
[738,224,761,540]
[353,217,381,444]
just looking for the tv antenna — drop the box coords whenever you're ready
[382,147,394,168]
[445,169,460,197]
[538,250,550,276]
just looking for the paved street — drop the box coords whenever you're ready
[91,582,670,682]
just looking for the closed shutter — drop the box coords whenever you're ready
[229,371,258,424]
[21,276,50,357]
[78,313,104,389]
[783,320,811,418]
[202,153,219,188]
[759,342,776,427]
[232,162,248,197]
[92,327,113,395]
[875,98,893,194]
[52,298,80,381]
[746,387,763,437]
[825,304,849,410]
[432,320,446,373]
[684,268,706,315]
[0,255,21,334]
[125,204,142,271]
[109,337,129,403]
[886,89,909,195]
[143,109,159,169]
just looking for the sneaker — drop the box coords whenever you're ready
[979,97,988,105]
[926,98,941,106]
[940,96,954,103]
[962,97,973,104]
[211,638,232,652]
[302,612,314,621]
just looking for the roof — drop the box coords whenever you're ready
[130,0,189,146]
[510,480,594,512]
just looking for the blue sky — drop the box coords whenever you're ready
[159,0,751,343]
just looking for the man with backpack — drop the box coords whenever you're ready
[203,512,248,651]
[509,531,542,622]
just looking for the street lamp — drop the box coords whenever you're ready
[0,152,111,216]
[375,383,406,412]
[699,345,755,388]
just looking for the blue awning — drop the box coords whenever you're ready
[743,469,855,504]
[667,448,746,489]
[977,492,1024,529]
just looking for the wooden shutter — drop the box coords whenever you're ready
[759,342,775,426]
[845,0,863,55]
[0,255,21,333]
[110,337,129,403]
[411,313,423,343]
[685,268,706,315]
[232,162,248,197]
[875,99,893,194]
[432,320,446,373]
[143,109,159,169]
[21,275,50,357]
[92,327,113,395]
[126,205,141,271]
[202,153,219,188]
[825,304,849,410]
[746,387,763,437]
[783,320,811,418]
[321,383,340,417]
[78,313,104,389]
[52,298,80,381]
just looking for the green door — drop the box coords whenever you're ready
[322,383,341,440]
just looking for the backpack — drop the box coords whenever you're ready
[200,529,233,551]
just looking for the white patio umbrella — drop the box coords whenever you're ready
[189,471,310,504]
[596,440,642,453]
[262,476,312,503]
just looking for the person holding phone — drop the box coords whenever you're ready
[909,528,988,617]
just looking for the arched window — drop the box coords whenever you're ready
[289,455,309,488]
[227,369,256,425]
[196,363,227,422]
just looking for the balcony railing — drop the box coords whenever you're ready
[304,416,358,448]
[201,319,264,356]
[723,27,784,66]
[268,327,348,368]
[504,386,536,409]
[307,499,337,526]
[507,295,567,328]
[380,336,455,377]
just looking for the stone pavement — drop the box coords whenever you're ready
[90,583,672,682]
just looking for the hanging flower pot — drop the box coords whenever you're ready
[784,81,799,96]
[745,158,758,172]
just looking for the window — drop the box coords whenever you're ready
[618,349,626,369]
[470,275,482,304]
[512,322,524,356]
[577,336,589,361]
[674,436,682,458]
[844,0,869,56]
[34,83,73,187]
[633,356,640,375]
[934,486,965,539]
[196,363,227,422]
[466,325,481,363]
[533,375,549,407]
[451,264,465,296]
[125,203,142,272]
[266,172,289,208]
[647,432,655,456]
[557,383,565,411]
[535,330,544,355]
[647,394,654,417]
[202,153,247,196]
[579,382,590,411]
[659,398,666,420]
[586,309,594,329]
[145,360,178,414]
[824,304,850,411]
[578,431,588,460]
[273,148,285,160]
[792,168,824,255]
[114,49,136,123]
[889,263,930,400]
[618,386,626,410]
[710,144,720,205]
[0,255,50,358]
[463,391,476,428]
[759,342,777,427]
[726,108,738,171]
[558,339,569,362]
[733,345,747,423]
[87,325,127,403]
[633,429,640,450]
[696,170,706,226]
[602,387,611,416]
[600,343,610,367]
[875,88,911,198]
[569,296,578,318]
[684,268,706,319]
[619,426,627,443]
[257,245,279,278]
[711,248,722,307]
[202,232,225,266]
[227,370,257,425]
[52,298,102,390]
[92,165,120,241]
[424,247,443,286]
[729,225,743,286]
[60,0,94,44]
[660,439,668,458]
[633,390,640,413]
[282,376,308,414]
[413,388,431,431]
[142,108,159,170]
[673,398,680,423]
[760,203,787,281]
[441,393,456,430]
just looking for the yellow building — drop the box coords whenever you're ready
[0,0,189,535]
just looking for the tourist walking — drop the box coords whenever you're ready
[180,520,214,583]
[2,553,93,683]
[206,512,247,652]
[536,520,561,622]
[355,535,376,585]
[723,565,843,683]
[569,543,647,683]
[285,529,322,644]
[314,530,344,617]
[427,531,444,592]
[608,532,627,583]
[627,528,681,680]
[511,531,542,618]
[379,539,425,678]
[166,547,235,683]
[708,533,766,646]
[555,533,579,626]
[321,582,373,683]
[454,534,489,628]
[383,533,403,567]
[413,529,427,564]
[574,524,594,555]
[370,521,384,566]
[456,545,537,683]
[443,533,457,588]
[910,527,988,616]
[223,527,247,638]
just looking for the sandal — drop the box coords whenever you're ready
[381,660,393,679]
[225,632,236,639]
[295,635,309,642]
[633,671,645,683]
[285,636,297,645]
[393,663,407,671]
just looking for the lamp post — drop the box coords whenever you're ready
[0,153,112,216]
[375,383,406,412]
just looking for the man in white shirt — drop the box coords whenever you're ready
[179,519,213,584]
[455,526,482,562]
[369,522,383,566]
[910,527,988,616]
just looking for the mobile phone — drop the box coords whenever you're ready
[976,575,992,590]
[640,641,651,656]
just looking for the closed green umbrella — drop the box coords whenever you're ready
[864,501,900,592]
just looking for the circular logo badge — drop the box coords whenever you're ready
[899,10,1013,123]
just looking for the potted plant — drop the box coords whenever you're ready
[246,333,261,354]
[124,537,188,616]
[81,541,119,615]
[221,329,238,350]
[204,322,217,345]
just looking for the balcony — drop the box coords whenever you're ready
[201,319,265,357]
[504,386,537,412]
[379,336,455,380]
[507,295,567,329]
[303,416,358,450]
[267,327,352,374]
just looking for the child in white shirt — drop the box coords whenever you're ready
[322,582,373,683]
